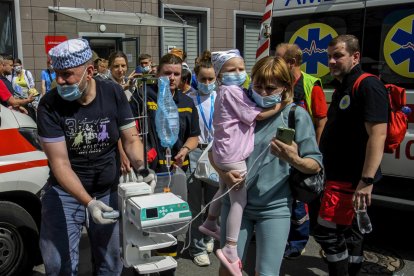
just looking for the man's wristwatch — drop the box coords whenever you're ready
[361,177,374,185]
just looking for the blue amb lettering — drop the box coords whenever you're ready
[285,0,332,7]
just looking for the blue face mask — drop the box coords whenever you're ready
[57,69,88,101]
[139,65,151,73]
[221,71,247,86]
[197,82,216,94]
[251,89,283,108]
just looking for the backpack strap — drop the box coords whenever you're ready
[288,104,297,130]
[352,73,377,96]
[47,70,53,83]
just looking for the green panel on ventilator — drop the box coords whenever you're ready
[141,203,191,221]
[126,192,192,232]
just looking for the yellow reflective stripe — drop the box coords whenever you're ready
[178,107,192,113]
[147,102,157,110]
[158,159,189,166]
[146,103,192,113]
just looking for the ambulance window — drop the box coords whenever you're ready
[271,9,364,89]
[363,3,414,89]
[19,128,42,151]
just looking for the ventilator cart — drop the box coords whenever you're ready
[118,76,191,274]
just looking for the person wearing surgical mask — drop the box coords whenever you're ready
[215,56,322,276]
[12,58,35,95]
[198,50,280,275]
[132,53,157,87]
[36,38,151,276]
[12,58,38,119]
[184,50,218,267]
[136,53,155,74]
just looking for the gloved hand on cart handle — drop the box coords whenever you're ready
[136,167,157,192]
[87,199,117,225]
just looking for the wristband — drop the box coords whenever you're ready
[181,145,191,152]
[361,177,374,185]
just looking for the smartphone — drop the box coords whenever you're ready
[275,127,295,145]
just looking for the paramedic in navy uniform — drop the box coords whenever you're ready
[37,38,153,275]
[314,35,388,276]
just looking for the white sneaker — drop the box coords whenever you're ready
[205,239,215,254]
[193,253,211,267]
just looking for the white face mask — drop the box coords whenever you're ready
[14,66,22,73]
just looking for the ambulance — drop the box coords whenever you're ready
[0,104,49,275]
[270,0,414,210]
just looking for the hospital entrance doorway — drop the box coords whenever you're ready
[82,36,140,70]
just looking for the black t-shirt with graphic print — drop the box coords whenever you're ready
[320,64,388,185]
[37,77,135,196]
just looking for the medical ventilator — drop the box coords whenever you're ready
[118,181,192,274]
[116,75,191,274]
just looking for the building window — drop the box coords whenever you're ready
[0,0,16,56]
[161,6,209,69]
[235,15,261,73]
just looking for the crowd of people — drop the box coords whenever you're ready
[1,34,389,276]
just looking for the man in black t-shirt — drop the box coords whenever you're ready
[37,39,153,275]
[314,35,388,276]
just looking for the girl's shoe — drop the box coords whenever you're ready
[199,225,221,240]
[216,249,242,276]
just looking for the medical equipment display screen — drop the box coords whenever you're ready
[146,208,158,219]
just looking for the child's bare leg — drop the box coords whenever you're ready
[222,185,247,262]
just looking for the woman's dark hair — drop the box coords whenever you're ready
[13,58,22,64]
[108,51,128,67]
[181,69,192,85]
[194,51,213,76]
[158,53,183,71]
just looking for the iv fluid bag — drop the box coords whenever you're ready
[155,76,179,148]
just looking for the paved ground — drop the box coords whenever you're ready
[33,233,413,276]
[33,206,414,276]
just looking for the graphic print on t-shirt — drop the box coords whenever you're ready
[65,117,111,156]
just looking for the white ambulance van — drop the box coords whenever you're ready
[270,0,414,210]
[0,104,49,275]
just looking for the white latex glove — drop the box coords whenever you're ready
[87,199,117,225]
[136,167,157,192]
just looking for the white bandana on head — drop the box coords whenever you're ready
[211,49,242,77]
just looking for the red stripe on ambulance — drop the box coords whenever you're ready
[0,159,48,174]
[0,129,36,156]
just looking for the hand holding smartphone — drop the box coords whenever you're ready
[275,127,295,145]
